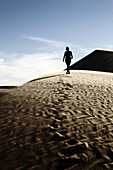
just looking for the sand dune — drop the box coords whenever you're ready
[0,71,113,169]
[0,86,18,98]
[70,50,113,73]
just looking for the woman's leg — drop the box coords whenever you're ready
[67,60,71,72]
[67,64,69,72]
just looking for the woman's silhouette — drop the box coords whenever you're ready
[63,47,73,74]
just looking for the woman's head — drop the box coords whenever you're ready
[66,46,69,51]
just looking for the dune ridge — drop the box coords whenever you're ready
[70,50,113,73]
[0,71,113,169]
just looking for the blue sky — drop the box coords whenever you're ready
[0,0,113,85]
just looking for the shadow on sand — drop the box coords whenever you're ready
[28,74,64,83]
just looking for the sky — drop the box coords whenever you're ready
[0,0,113,85]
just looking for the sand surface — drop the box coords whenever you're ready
[0,71,113,169]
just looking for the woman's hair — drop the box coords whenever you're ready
[66,46,69,51]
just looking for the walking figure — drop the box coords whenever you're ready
[63,46,73,74]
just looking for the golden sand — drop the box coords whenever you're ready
[0,71,113,169]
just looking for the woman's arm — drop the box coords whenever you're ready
[63,52,66,62]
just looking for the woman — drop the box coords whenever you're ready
[63,46,73,74]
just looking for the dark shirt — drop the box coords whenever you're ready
[64,51,73,61]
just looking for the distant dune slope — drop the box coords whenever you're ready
[70,50,113,72]
[0,86,18,98]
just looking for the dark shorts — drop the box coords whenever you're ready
[65,59,71,65]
